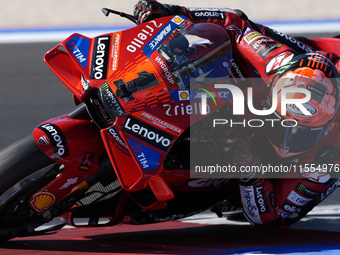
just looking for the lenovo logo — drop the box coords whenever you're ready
[123,117,173,151]
[90,36,110,80]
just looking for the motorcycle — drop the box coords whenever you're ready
[0,7,339,240]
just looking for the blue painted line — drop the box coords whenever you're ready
[262,19,340,25]
[261,19,340,34]
[0,25,133,43]
[0,25,132,34]
[0,19,339,43]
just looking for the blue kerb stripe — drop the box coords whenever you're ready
[0,20,339,43]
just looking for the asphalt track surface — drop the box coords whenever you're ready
[1,33,340,254]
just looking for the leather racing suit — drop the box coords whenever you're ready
[134,1,340,227]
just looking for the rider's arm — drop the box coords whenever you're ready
[133,1,298,82]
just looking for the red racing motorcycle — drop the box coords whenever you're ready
[0,8,339,240]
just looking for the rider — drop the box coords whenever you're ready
[133,0,340,228]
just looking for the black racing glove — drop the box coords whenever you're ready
[222,137,262,184]
[133,0,187,23]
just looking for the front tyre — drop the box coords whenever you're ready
[0,135,60,240]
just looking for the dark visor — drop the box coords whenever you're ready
[268,121,331,153]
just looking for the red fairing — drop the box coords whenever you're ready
[31,116,105,213]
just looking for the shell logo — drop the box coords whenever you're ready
[30,192,56,212]
[172,16,183,24]
[179,90,190,101]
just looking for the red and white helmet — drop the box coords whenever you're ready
[267,53,340,157]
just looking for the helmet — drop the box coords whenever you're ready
[267,53,340,157]
[167,34,191,56]
[165,34,193,68]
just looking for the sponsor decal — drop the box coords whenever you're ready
[38,123,69,159]
[79,152,95,171]
[123,117,173,151]
[60,178,78,190]
[192,89,231,101]
[93,99,115,126]
[286,102,318,116]
[272,30,314,53]
[256,44,282,59]
[90,36,111,80]
[320,179,339,202]
[254,184,270,214]
[281,200,298,214]
[192,11,225,20]
[108,127,128,149]
[128,138,160,170]
[179,90,190,101]
[243,27,252,35]
[230,58,246,81]
[251,37,276,51]
[295,182,319,198]
[99,82,125,116]
[171,16,184,25]
[127,20,163,53]
[143,18,184,58]
[244,31,264,44]
[169,88,231,102]
[163,102,208,116]
[112,33,121,71]
[38,135,49,145]
[140,112,182,134]
[240,186,262,224]
[153,55,175,85]
[66,35,90,69]
[266,51,295,74]
[242,186,257,217]
[300,168,331,183]
[30,192,55,212]
[287,190,313,206]
[149,23,172,50]
[307,83,326,104]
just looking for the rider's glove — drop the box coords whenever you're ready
[133,0,187,23]
[223,137,262,184]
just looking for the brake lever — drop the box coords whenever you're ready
[102,8,140,25]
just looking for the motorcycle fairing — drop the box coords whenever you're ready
[45,33,95,101]
[42,16,234,205]
[65,35,91,70]
[31,116,105,212]
[100,116,175,203]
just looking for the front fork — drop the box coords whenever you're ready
[30,103,107,215]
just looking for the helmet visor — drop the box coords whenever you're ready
[268,120,330,154]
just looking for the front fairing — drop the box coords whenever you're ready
[45,15,233,203]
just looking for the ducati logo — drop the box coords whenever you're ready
[38,135,49,145]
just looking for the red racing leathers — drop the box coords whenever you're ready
[176,7,340,227]
[134,1,340,227]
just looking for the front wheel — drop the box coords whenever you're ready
[0,135,61,240]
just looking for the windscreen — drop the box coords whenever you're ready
[155,22,232,90]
